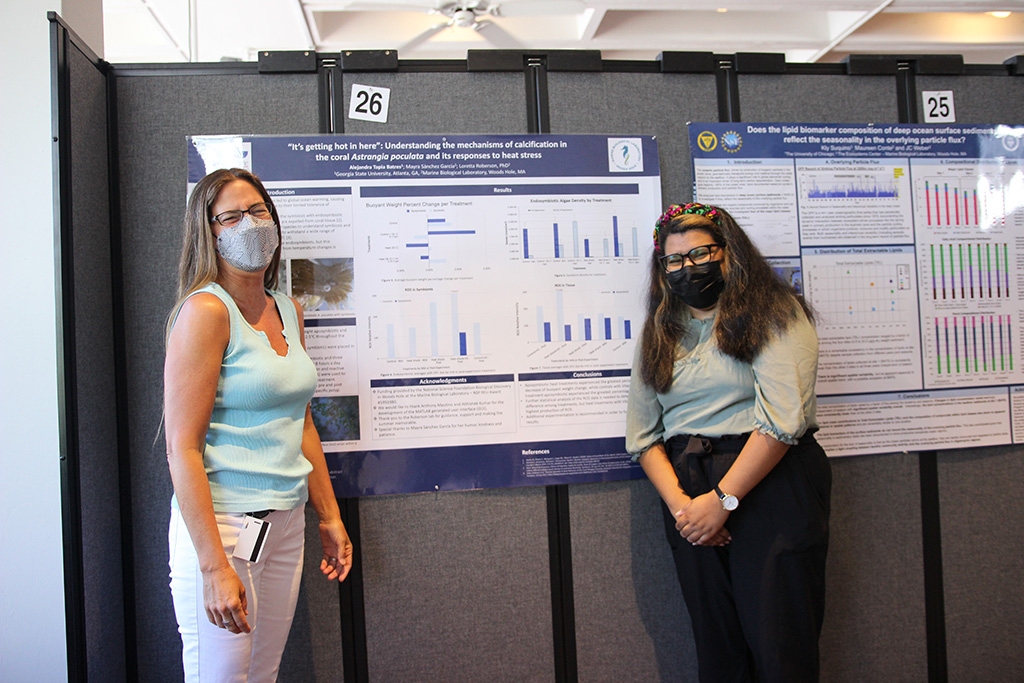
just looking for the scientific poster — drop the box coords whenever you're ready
[689,122,1024,456]
[188,134,660,496]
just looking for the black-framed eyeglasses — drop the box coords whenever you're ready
[211,202,274,227]
[660,244,723,272]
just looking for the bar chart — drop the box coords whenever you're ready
[371,291,491,360]
[401,214,481,268]
[520,289,638,344]
[916,169,1021,230]
[921,179,980,228]
[804,176,899,199]
[930,314,1014,376]
[519,214,640,260]
[924,242,1011,301]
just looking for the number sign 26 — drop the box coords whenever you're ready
[349,84,391,123]
[922,90,956,124]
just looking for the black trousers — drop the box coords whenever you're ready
[662,433,831,683]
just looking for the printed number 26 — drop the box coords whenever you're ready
[355,89,383,116]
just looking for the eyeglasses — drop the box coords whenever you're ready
[211,202,274,227]
[660,244,723,272]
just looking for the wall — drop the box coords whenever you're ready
[0,0,98,680]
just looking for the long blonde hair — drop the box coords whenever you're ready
[165,168,282,339]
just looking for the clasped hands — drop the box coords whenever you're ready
[674,491,732,546]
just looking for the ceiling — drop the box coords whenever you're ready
[102,0,1024,66]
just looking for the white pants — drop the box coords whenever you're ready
[169,505,306,683]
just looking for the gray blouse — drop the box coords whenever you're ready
[625,303,819,458]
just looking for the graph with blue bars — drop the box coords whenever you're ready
[404,215,478,266]
[524,289,636,344]
[377,292,485,359]
[804,177,899,199]
[521,214,640,260]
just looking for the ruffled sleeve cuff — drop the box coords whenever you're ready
[753,419,801,446]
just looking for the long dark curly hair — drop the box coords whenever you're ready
[639,204,812,393]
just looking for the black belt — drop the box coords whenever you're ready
[665,433,751,498]
[666,433,749,456]
[246,509,274,519]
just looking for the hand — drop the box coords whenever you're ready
[318,519,354,582]
[202,564,250,633]
[674,492,731,546]
[704,526,733,546]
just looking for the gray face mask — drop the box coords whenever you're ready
[216,215,279,272]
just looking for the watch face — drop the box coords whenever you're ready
[722,494,739,511]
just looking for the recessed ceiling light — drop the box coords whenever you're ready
[717,8,728,13]
[988,11,1011,18]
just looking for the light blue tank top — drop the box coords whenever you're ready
[178,283,318,512]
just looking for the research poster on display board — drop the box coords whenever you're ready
[689,122,1024,457]
[187,134,660,496]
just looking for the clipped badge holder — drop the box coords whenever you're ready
[233,516,271,564]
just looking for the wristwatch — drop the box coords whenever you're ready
[714,484,739,511]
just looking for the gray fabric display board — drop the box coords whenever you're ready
[730,70,929,682]
[335,69,557,682]
[52,14,1024,679]
[912,71,1024,683]
[52,19,127,681]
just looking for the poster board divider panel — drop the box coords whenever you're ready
[49,16,87,681]
[548,484,579,683]
[901,63,943,683]
[467,49,602,72]
[315,58,363,682]
[526,56,579,683]
[897,59,919,124]
[318,57,341,134]
[104,59,140,683]
[108,61,260,77]
[391,59,474,73]
[716,56,741,122]
[1003,55,1024,76]
[338,497,369,682]
[919,451,949,683]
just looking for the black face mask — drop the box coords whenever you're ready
[667,260,726,310]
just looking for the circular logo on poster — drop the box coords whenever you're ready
[609,139,643,172]
[721,131,743,153]
[696,131,718,152]
[1002,135,1020,153]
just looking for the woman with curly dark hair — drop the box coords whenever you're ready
[626,203,831,683]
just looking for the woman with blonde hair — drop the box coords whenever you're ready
[164,167,352,681]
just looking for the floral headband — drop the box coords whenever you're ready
[652,202,721,252]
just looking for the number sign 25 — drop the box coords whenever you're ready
[349,84,391,123]
[922,90,956,124]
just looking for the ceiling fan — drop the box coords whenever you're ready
[348,1,584,53]
[436,1,501,29]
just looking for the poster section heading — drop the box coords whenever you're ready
[689,122,1023,159]
[187,134,659,497]
[188,134,659,183]
[688,122,1024,458]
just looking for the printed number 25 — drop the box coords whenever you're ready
[355,89,383,116]
[926,94,950,119]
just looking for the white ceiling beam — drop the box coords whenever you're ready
[188,0,198,61]
[138,0,190,61]
[295,0,317,49]
[805,0,894,63]
[577,7,606,41]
